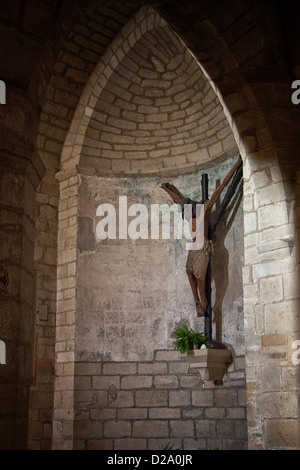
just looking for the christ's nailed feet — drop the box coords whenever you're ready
[196,303,205,317]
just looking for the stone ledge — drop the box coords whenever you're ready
[184,348,233,382]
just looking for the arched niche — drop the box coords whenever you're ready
[56,7,243,362]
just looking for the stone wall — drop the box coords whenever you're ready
[0,90,45,449]
[76,158,243,362]
[242,158,300,449]
[65,156,246,450]
[0,0,295,451]
[73,350,247,450]
[49,155,245,449]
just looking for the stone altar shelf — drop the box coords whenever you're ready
[183,348,232,382]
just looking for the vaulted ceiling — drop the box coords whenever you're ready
[1,0,299,175]
[0,0,298,93]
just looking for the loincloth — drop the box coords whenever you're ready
[185,240,213,280]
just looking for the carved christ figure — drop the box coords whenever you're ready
[161,155,242,317]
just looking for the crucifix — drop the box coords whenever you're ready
[161,155,243,341]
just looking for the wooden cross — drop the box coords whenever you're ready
[161,156,243,342]
[202,164,243,340]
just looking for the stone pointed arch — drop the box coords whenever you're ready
[51,2,300,451]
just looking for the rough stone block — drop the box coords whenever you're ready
[282,366,300,389]
[90,408,116,421]
[132,420,169,438]
[214,389,232,407]
[205,408,226,419]
[74,420,102,439]
[92,376,120,390]
[261,364,281,391]
[244,211,257,234]
[195,420,216,439]
[102,363,137,375]
[104,420,131,438]
[261,334,286,347]
[74,376,91,390]
[256,392,298,418]
[216,420,235,439]
[108,391,134,408]
[182,408,203,419]
[255,183,293,209]
[121,375,153,389]
[154,350,181,361]
[169,390,191,407]
[265,419,300,449]
[183,438,207,450]
[114,439,147,450]
[138,362,168,375]
[258,201,290,230]
[135,390,168,407]
[117,408,147,420]
[265,300,300,334]
[170,420,194,437]
[85,439,114,450]
[154,375,178,389]
[149,408,181,420]
[169,362,189,374]
[252,258,295,282]
[179,375,201,388]
[192,390,214,407]
[282,271,300,300]
[227,408,246,419]
[74,390,107,411]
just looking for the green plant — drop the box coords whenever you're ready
[160,441,183,450]
[173,324,206,355]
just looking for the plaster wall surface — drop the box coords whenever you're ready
[76,158,244,362]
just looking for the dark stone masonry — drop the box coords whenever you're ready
[0,0,299,451]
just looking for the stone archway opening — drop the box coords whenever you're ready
[50,6,249,450]
[13,0,298,451]
[70,8,242,363]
